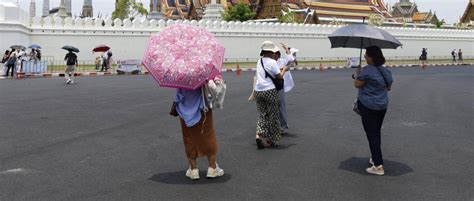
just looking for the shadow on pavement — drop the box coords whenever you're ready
[253,143,296,150]
[281,133,299,138]
[149,171,231,185]
[339,157,414,176]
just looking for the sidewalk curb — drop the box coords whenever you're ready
[0,63,472,80]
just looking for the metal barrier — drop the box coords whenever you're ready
[36,55,472,73]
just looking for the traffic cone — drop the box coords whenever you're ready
[236,64,241,76]
[319,63,323,73]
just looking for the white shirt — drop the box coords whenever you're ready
[255,57,280,92]
[277,54,295,92]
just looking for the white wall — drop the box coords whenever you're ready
[1,16,473,62]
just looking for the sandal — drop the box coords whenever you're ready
[265,140,278,148]
[256,138,265,149]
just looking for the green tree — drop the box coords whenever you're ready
[278,11,303,24]
[435,19,445,28]
[112,0,148,20]
[221,3,256,22]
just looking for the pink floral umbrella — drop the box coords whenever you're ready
[142,24,225,90]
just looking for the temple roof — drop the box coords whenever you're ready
[460,0,474,23]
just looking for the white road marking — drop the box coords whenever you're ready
[0,168,27,174]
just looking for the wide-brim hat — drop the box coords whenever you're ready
[260,41,280,53]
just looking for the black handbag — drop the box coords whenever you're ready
[260,59,284,91]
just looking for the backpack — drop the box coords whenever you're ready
[202,79,227,110]
[66,53,77,65]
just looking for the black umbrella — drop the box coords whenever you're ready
[62,45,80,53]
[10,45,26,50]
[328,18,402,67]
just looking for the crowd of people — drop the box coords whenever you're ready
[1,48,41,77]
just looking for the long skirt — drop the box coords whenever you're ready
[179,110,217,159]
[256,89,281,142]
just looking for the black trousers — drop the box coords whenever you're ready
[100,60,108,71]
[5,63,15,77]
[358,100,387,166]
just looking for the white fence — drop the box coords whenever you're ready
[1,14,473,62]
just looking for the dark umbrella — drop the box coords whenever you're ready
[62,45,80,53]
[328,18,402,67]
[92,45,110,52]
[10,45,26,50]
[29,44,42,49]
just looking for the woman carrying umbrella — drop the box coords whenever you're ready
[354,46,393,176]
[328,19,400,175]
[142,24,225,180]
[254,41,289,149]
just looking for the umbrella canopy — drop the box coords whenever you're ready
[10,45,26,50]
[328,24,402,49]
[93,45,110,52]
[29,44,42,49]
[142,24,225,90]
[62,45,80,53]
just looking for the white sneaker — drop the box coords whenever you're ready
[185,167,199,180]
[66,79,71,84]
[206,163,224,178]
[366,165,384,176]
[70,80,74,84]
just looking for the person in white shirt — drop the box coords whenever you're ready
[275,43,295,133]
[254,41,289,149]
[100,51,109,72]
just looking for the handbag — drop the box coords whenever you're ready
[203,79,227,109]
[353,99,360,115]
[248,76,257,101]
[261,59,284,91]
[169,102,178,117]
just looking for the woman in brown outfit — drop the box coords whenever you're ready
[170,87,224,180]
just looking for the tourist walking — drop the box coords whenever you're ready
[1,50,10,76]
[100,51,109,72]
[451,49,457,62]
[354,46,393,176]
[420,48,427,62]
[276,43,295,133]
[64,50,77,84]
[254,41,288,149]
[5,49,18,77]
[170,87,224,180]
[458,49,463,64]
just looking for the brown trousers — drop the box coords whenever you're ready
[180,110,217,159]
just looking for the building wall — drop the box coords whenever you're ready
[1,15,473,62]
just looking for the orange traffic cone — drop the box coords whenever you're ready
[236,65,241,76]
[319,63,324,73]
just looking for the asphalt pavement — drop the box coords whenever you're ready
[0,66,473,201]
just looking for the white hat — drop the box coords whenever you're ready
[260,41,280,53]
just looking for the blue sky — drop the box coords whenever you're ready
[7,0,470,24]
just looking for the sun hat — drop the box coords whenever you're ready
[260,41,280,53]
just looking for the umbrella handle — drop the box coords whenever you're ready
[358,17,366,68]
